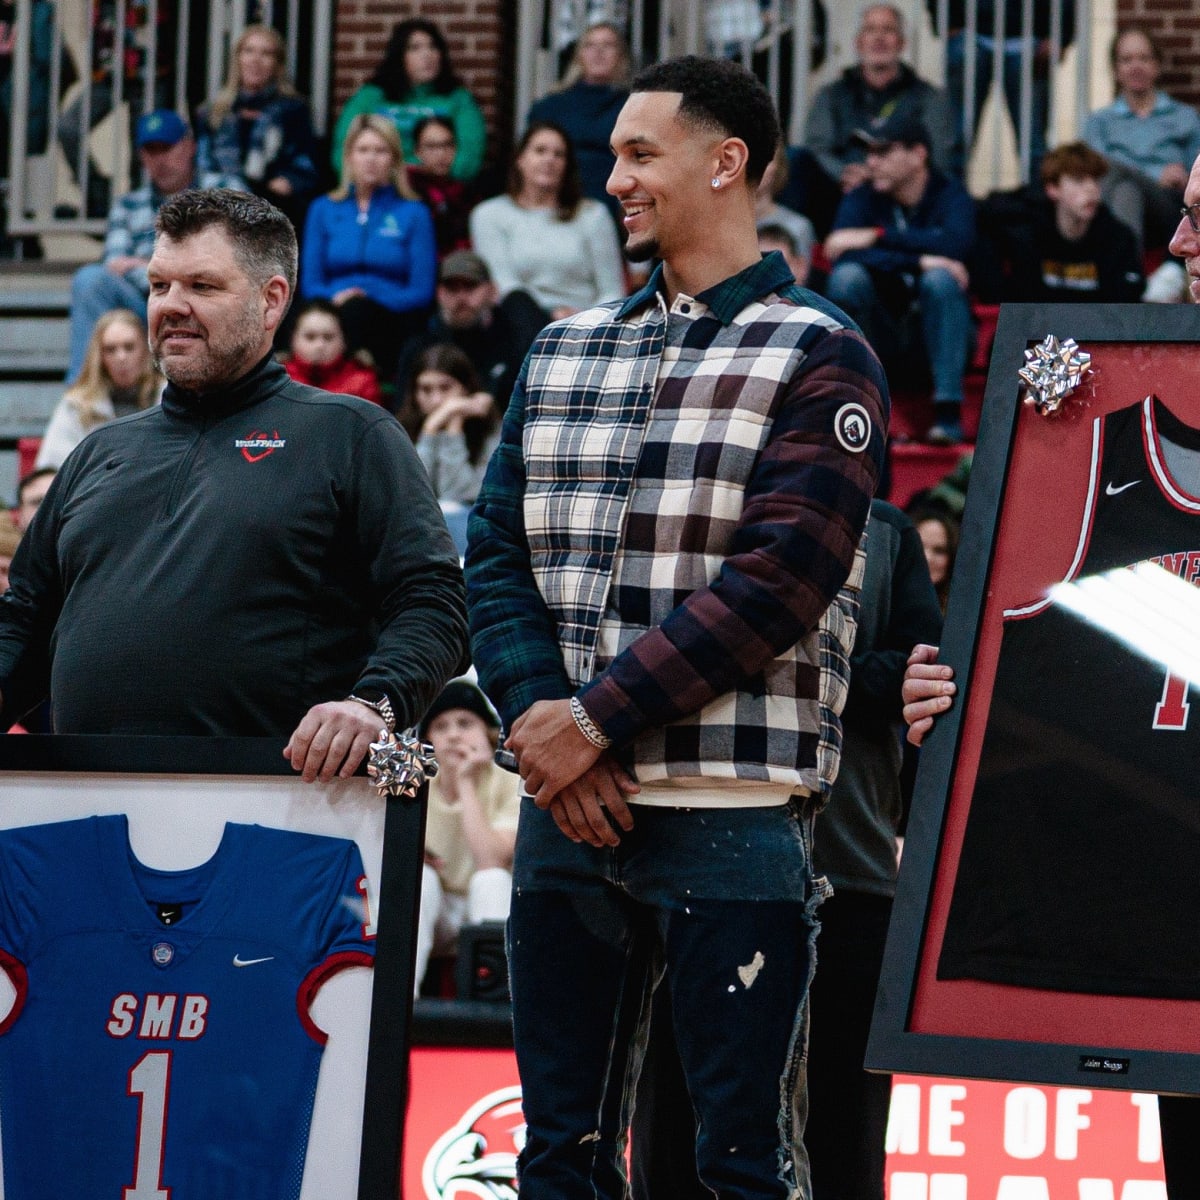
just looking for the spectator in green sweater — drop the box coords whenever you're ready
[331,18,486,182]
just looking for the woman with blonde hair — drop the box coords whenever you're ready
[301,114,437,377]
[526,22,631,212]
[195,24,321,228]
[37,310,162,469]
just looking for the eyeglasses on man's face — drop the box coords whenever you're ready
[1180,202,1200,234]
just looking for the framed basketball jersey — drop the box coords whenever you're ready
[867,304,1200,1095]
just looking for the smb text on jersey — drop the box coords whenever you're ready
[0,815,374,1199]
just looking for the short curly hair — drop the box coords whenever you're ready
[630,56,780,186]
[155,188,297,294]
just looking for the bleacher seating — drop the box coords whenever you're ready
[0,265,71,502]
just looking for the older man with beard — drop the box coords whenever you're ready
[0,189,468,773]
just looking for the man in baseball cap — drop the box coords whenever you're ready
[134,109,191,149]
[66,110,246,382]
[850,109,934,155]
[825,110,977,445]
[438,250,491,289]
[394,250,542,413]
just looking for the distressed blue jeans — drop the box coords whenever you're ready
[509,796,826,1200]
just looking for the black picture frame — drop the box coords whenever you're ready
[867,303,1200,1095]
[0,734,424,1200]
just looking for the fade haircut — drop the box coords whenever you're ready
[155,188,298,295]
[629,56,781,187]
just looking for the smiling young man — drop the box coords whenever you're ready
[0,189,467,775]
[465,56,887,1200]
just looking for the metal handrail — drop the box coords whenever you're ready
[5,0,335,237]
[514,0,1109,194]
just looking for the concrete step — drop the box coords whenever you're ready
[0,317,69,375]
[0,379,63,435]
[0,288,71,313]
[0,260,77,307]
[0,265,72,481]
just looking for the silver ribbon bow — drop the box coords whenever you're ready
[368,728,439,798]
[1018,334,1092,416]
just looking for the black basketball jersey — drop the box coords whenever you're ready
[939,395,1200,998]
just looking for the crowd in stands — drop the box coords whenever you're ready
[12,2,1200,997]
[57,7,1200,455]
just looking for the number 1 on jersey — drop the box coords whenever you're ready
[1155,671,1191,730]
[124,1051,171,1200]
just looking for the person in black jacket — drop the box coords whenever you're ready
[981,141,1144,304]
[803,500,943,1200]
[0,189,469,778]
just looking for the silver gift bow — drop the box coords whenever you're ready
[368,728,439,798]
[1017,334,1092,416]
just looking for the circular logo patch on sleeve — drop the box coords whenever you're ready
[834,402,872,453]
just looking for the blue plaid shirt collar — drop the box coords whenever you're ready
[615,251,797,326]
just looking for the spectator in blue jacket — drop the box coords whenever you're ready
[1083,26,1200,261]
[301,113,437,378]
[824,111,976,445]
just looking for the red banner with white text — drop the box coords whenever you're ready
[404,1048,1168,1199]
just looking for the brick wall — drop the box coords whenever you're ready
[332,0,514,167]
[1117,0,1200,105]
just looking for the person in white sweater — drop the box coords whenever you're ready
[469,120,626,321]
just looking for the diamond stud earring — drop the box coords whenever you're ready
[711,177,721,188]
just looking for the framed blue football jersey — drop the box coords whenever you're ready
[0,814,375,1199]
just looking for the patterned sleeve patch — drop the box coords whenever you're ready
[834,403,872,453]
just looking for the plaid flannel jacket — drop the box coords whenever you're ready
[466,253,888,793]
